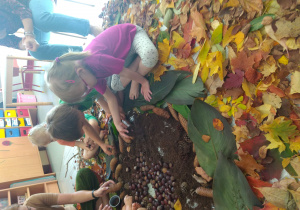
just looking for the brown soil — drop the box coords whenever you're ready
[118,110,214,210]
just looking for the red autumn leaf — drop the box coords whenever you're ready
[290,111,300,130]
[213,118,224,131]
[231,50,255,72]
[223,87,244,100]
[183,16,193,42]
[268,85,286,97]
[245,67,263,84]
[175,42,192,59]
[239,134,268,160]
[246,176,272,198]
[223,69,244,89]
[252,51,264,69]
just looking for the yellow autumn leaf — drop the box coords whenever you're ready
[256,104,272,122]
[265,133,286,153]
[260,63,277,77]
[158,38,171,63]
[290,136,300,153]
[192,62,201,84]
[198,40,211,64]
[191,45,201,54]
[167,57,194,69]
[278,55,288,65]
[257,187,289,209]
[222,25,235,47]
[233,31,245,51]
[152,64,168,82]
[250,107,262,124]
[174,199,182,210]
[262,92,282,109]
[208,51,223,80]
[172,31,186,49]
[226,0,239,7]
[290,71,300,94]
[219,104,232,112]
[286,37,300,49]
[261,39,274,53]
[242,80,255,99]
[256,74,279,92]
[289,190,300,209]
[290,156,300,176]
[201,63,209,83]
[282,158,291,168]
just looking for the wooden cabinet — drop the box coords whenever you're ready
[0,174,60,206]
[0,108,44,183]
[0,108,60,207]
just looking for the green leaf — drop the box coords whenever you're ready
[163,9,174,28]
[211,23,223,45]
[114,12,121,25]
[188,100,237,176]
[164,75,206,105]
[157,31,170,43]
[249,14,275,32]
[213,152,262,210]
[198,40,211,64]
[123,71,179,111]
[172,104,190,119]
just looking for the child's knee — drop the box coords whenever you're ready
[141,47,158,68]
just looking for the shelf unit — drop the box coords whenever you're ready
[0,108,60,207]
[0,176,59,205]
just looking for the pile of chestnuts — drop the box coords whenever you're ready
[125,152,179,210]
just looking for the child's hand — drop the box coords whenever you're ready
[124,195,133,206]
[141,81,152,102]
[101,143,114,156]
[115,121,129,138]
[99,130,108,140]
[99,204,112,210]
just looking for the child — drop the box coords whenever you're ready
[28,113,106,159]
[29,104,113,156]
[46,23,158,137]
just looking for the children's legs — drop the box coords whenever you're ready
[122,25,158,100]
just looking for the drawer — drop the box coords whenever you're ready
[0,110,4,117]
[25,118,31,126]
[5,119,12,127]
[0,129,5,138]
[4,110,17,117]
[5,128,20,138]
[20,127,31,136]
[17,109,29,117]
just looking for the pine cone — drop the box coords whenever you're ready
[178,113,188,134]
[167,103,179,121]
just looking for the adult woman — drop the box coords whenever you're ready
[4,168,113,210]
[0,0,102,60]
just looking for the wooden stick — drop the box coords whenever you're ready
[6,102,53,107]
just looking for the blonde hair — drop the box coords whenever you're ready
[28,123,53,147]
[46,51,91,103]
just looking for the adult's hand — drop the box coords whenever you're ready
[94,180,115,197]
[22,36,39,51]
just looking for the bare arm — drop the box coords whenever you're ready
[103,87,129,137]
[97,97,111,115]
[119,67,147,85]
[57,180,115,205]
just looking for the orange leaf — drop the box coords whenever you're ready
[202,135,211,143]
[213,118,224,131]
[268,85,286,97]
[152,64,168,82]
[235,149,265,179]
[231,50,255,72]
[246,176,272,198]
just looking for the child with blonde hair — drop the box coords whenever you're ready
[46,23,158,137]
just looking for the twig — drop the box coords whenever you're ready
[65,152,79,178]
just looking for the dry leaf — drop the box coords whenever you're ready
[235,149,265,178]
[202,135,211,142]
[232,125,249,142]
[257,187,289,208]
[258,145,268,159]
[212,118,224,131]
[238,0,263,14]
[205,74,224,95]
[223,69,244,89]
[195,167,213,182]
[231,50,255,72]
[290,71,300,94]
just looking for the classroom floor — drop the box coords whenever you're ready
[32,61,80,193]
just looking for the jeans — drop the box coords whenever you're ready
[28,0,90,60]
